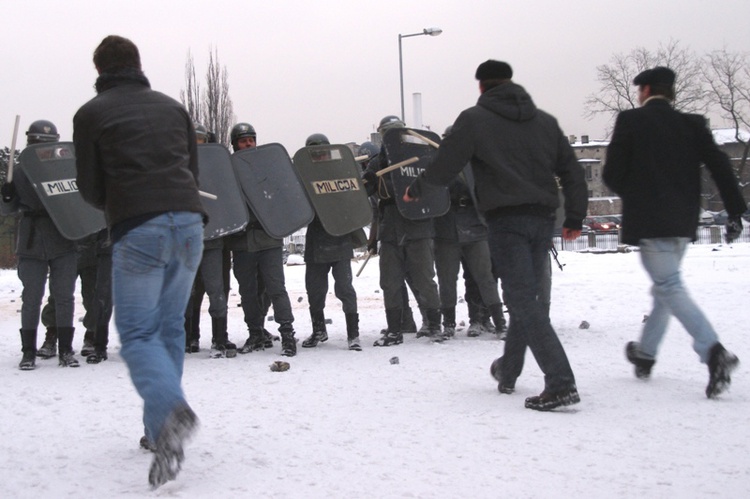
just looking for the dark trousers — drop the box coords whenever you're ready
[305,260,357,314]
[233,247,293,330]
[379,239,440,311]
[488,215,575,392]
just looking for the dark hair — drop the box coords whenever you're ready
[93,35,141,72]
[646,83,676,101]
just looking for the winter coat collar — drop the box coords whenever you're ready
[95,69,151,94]
[477,82,538,122]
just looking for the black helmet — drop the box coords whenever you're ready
[26,120,59,144]
[305,133,330,147]
[231,122,257,148]
[377,115,405,135]
[357,141,379,159]
[195,124,209,142]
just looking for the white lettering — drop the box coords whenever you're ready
[42,179,78,197]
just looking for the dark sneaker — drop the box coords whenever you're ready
[86,350,108,364]
[210,341,238,359]
[19,352,36,371]
[59,352,80,368]
[706,343,739,399]
[140,435,156,452]
[525,387,580,411]
[301,330,328,348]
[37,340,56,359]
[348,337,362,351]
[373,331,403,347]
[490,357,515,394]
[148,405,199,489]
[626,341,655,379]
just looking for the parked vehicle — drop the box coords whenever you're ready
[583,216,619,232]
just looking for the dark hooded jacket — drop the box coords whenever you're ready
[412,82,587,230]
[73,70,205,233]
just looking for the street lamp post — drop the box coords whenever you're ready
[398,27,442,123]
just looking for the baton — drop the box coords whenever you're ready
[376,156,420,177]
[354,154,370,162]
[6,115,21,183]
[199,190,217,200]
[356,250,374,277]
[406,129,440,149]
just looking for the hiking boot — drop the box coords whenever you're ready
[348,337,362,351]
[280,325,297,357]
[441,308,456,338]
[626,341,655,379]
[417,308,444,342]
[210,341,238,359]
[59,351,80,368]
[19,351,36,371]
[37,339,56,359]
[490,357,515,394]
[373,331,403,347]
[400,307,418,334]
[86,350,108,364]
[185,339,200,354]
[148,404,199,489]
[525,387,580,411]
[706,343,739,399]
[239,329,265,354]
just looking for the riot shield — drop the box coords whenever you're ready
[292,144,372,236]
[381,127,450,220]
[197,144,249,240]
[231,143,314,239]
[18,142,106,241]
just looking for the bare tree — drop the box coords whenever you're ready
[585,40,706,133]
[202,47,234,148]
[179,49,203,124]
[180,47,235,148]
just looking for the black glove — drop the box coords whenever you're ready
[1,182,16,202]
[725,215,743,243]
[362,170,377,186]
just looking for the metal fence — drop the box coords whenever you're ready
[553,225,750,252]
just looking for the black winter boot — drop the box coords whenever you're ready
[441,307,456,337]
[374,309,404,347]
[418,308,445,342]
[490,303,508,340]
[345,312,362,351]
[279,323,297,357]
[466,299,484,337]
[210,317,237,358]
[302,310,328,348]
[87,325,109,364]
[239,327,265,354]
[81,330,96,357]
[37,327,57,359]
[19,329,37,371]
[57,327,79,368]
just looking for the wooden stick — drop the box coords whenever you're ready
[406,129,440,149]
[6,115,21,183]
[199,190,217,200]
[356,250,373,277]
[354,154,370,162]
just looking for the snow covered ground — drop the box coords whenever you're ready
[1,243,748,498]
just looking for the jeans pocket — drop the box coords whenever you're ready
[114,233,166,274]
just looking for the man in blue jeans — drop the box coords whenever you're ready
[604,66,746,398]
[406,60,588,411]
[74,35,206,488]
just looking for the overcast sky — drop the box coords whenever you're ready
[2,0,749,154]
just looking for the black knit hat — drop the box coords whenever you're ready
[475,60,513,81]
[633,66,675,87]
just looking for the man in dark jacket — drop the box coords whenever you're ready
[73,35,206,488]
[407,60,588,411]
[603,66,747,399]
